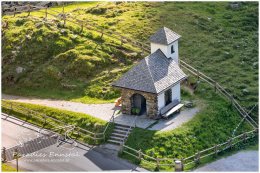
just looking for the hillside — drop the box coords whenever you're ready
[2,2,258,116]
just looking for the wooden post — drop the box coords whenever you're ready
[27,5,31,16]
[228,138,233,149]
[80,23,83,32]
[76,131,80,139]
[9,102,13,115]
[195,151,200,164]
[94,133,97,144]
[156,158,160,171]
[243,133,247,143]
[197,70,200,80]
[138,149,142,161]
[2,147,7,162]
[214,144,218,157]
[63,4,66,26]
[100,30,104,40]
[45,7,48,19]
[13,148,19,172]
[13,7,16,17]
[119,143,123,154]
[181,158,184,171]
[121,36,123,46]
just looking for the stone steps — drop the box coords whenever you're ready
[108,123,132,145]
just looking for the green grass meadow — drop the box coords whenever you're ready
[2,2,258,119]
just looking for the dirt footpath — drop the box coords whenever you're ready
[2,94,115,121]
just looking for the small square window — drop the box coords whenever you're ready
[171,45,175,54]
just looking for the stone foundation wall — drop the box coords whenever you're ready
[120,88,158,119]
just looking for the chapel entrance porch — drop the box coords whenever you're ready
[131,93,146,115]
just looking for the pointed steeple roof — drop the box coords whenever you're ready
[150,27,181,45]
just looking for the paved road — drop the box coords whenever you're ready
[2,116,147,171]
[194,150,259,172]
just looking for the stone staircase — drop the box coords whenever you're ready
[108,123,133,145]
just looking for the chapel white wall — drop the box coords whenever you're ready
[171,83,181,102]
[150,41,179,64]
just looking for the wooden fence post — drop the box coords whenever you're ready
[156,158,160,171]
[62,4,66,26]
[121,36,123,46]
[181,158,184,171]
[138,149,142,161]
[94,133,97,144]
[228,137,233,149]
[214,144,218,157]
[243,132,247,143]
[9,102,13,115]
[28,5,31,16]
[13,7,16,17]
[197,70,200,81]
[2,147,7,162]
[80,23,83,32]
[76,131,80,140]
[195,151,200,164]
[254,128,258,136]
[45,7,48,19]
[100,30,104,40]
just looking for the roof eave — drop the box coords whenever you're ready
[156,75,188,95]
[150,37,181,45]
[112,85,157,94]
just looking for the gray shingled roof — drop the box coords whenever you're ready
[112,49,187,94]
[150,27,181,45]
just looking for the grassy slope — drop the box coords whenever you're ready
[2,2,258,115]
[121,83,254,171]
[2,100,112,144]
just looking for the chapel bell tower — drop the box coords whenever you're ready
[150,27,181,64]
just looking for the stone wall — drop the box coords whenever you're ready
[120,88,158,119]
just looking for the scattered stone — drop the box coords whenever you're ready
[16,66,25,74]
[11,50,17,55]
[25,35,31,40]
[61,83,77,89]
[60,29,67,34]
[35,22,43,28]
[229,2,241,9]
[71,34,78,39]
[242,88,249,95]
[183,101,193,108]
[128,52,138,57]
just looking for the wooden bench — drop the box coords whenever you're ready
[160,101,184,119]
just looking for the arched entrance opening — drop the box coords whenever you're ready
[131,93,147,115]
